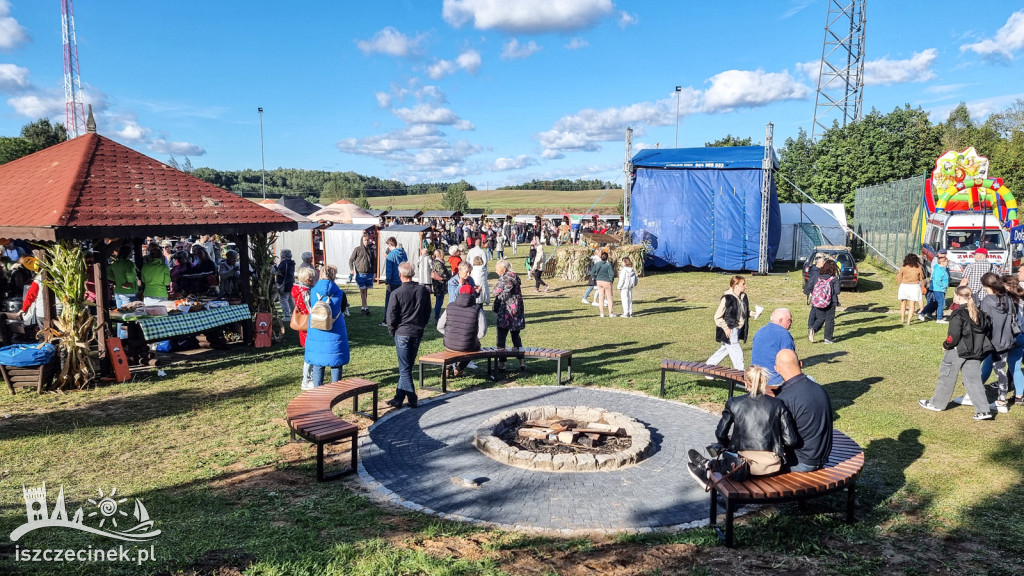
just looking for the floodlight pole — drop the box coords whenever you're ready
[258,107,266,199]
[623,126,633,240]
[674,86,682,148]
[758,122,774,275]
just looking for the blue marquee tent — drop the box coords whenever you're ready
[629,146,781,271]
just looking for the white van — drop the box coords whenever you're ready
[922,211,1011,284]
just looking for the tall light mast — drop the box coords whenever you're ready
[61,0,87,138]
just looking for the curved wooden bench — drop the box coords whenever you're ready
[660,360,745,397]
[419,346,572,392]
[285,377,379,481]
[706,430,864,547]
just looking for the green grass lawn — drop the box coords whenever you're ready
[1,256,1023,575]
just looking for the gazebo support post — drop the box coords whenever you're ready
[235,233,254,345]
[132,237,145,281]
[92,240,111,375]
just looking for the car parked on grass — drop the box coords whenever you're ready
[802,246,858,291]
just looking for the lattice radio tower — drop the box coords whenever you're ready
[811,0,866,141]
[61,0,87,138]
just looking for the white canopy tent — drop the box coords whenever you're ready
[377,224,429,280]
[777,203,849,262]
[323,223,377,279]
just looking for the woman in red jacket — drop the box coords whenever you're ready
[291,266,317,390]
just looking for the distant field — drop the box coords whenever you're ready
[368,189,621,212]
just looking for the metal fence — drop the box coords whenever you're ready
[853,175,925,272]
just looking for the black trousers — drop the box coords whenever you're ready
[808,304,836,341]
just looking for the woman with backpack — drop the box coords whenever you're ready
[590,250,616,317]
[304,265,350,388]
[980,272,1014,413]
[291,266,317,390]
[807,259,840,343]
[896,253,926,325]
[920,285,995,420]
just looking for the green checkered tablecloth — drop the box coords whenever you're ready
[135,305,251,341]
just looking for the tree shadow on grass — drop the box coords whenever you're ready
[835,313,888,327]
[0,374,288,441]
[841,322,903,341]
[801,350,848,369]
[826,376,880,420]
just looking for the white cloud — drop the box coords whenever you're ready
[339,124,483,181]
[702,69,810,112]
[442,0,614,33]
[7,92,65,118]
[393,103,474,129]
[456,49,482,73]
[0,63,29,91]
[355,27,426,57]
[618,11,637,27]
[415,85,446,103]
[501,39,541,60]
[863,49,937,86]
[538,90,701,153]
[427,59,457,79]
[780,0,815,19]
[375,91,392,108]
[148,139,205,156]
[565,37,588,50]
[961,10,1024,59]
[799,50,938,88]
[538,68,810,155]
[0,0,29,51]
[491,155,537,171]
[114,120,148,141]
[925,83,972,95]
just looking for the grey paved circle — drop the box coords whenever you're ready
[359,386,719,532]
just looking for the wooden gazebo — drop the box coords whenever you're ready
[0,127,297,362]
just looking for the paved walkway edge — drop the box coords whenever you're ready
[355,385,752,536]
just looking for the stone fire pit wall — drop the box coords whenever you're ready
[473,405,653,472]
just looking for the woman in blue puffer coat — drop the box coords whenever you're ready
[304,265,350,387]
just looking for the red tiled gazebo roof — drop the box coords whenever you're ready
[0,133,297,241]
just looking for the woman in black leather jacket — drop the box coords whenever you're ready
[689,366,799,480]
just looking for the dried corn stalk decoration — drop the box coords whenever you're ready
[552,242,651,281]
[248,233,284,340]
[39,241,95,390]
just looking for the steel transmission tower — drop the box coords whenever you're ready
[61,0,87,138]
[811,0,865,141]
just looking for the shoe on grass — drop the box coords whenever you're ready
[591,300,600,306]
[996,400,1009,413]
[973,412,994,421]
[936,319,948,324]
[609,313,618,318]
[918,399,942,412]
[808,328,815,343]
[581,298,589,304]
[824,339,834,344]
[918,313,926,322]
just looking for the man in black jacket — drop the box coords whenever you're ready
[774,349,833,472]
[385,261,431,408]
[349,234,376,316]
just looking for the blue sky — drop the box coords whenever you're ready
[1,1,1023,189]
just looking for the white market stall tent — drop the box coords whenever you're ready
[377,224,429,280]
[323,223,377,279]
[777,202,849,262]
[277,222,323,262]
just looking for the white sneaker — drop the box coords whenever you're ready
[591,300,600,306]
[954,395,973,406]
[600,313,605,318]
[936,319,949,324]
[300,382,313,390]
[918,313,926,322]
[609,313,618,317]
[581,298,590,304]
[466,361,478,370]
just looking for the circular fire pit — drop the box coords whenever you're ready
[473,405,652,472]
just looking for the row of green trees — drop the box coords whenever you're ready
[774,101,1024,213]
[0,119,68,164]
[496,178,621,191]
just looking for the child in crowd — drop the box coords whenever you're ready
[919,285,994,420]
[617,257,638,317]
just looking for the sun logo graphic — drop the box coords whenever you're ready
[10,483,161,542]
